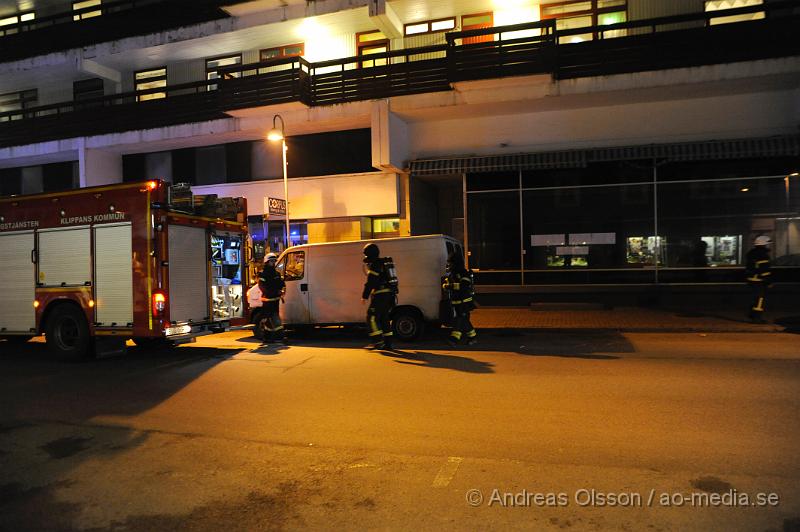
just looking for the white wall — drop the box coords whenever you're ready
[406,89,799,159]
[191,171,398,219]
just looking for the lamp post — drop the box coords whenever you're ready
[267,114,290,249]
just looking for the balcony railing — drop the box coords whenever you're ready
[0,0,231,63]
[1,0,798,148]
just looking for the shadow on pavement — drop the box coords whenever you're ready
[378,349,495,373]
[0,337,245,531]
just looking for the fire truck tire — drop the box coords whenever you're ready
[45,304,92,361]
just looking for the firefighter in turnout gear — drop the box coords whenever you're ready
[361,243,396,350]
[443,251,477,346]
[258,252,288,343]
[745,235,772,324]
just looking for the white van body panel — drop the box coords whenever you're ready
[278,235,459,325]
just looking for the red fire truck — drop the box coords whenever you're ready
[0,180,250,359]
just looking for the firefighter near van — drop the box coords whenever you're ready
[442,252,477,346]
[256,252,288,344]
[361,243,398,350]
[0,180,250,359]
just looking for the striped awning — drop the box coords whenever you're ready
[410,135,800,176]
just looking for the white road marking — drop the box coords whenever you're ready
[432,456,463,487]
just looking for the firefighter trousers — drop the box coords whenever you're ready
[261,301,285,341]
[749,283,768,319]
[367,293,395,342]
[450,304,477,342]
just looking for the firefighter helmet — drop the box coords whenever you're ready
[754,236,772,246]
[363,243,380,259]
[264,252,279,263]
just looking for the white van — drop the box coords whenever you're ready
[252,235,463,340]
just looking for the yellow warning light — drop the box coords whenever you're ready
[88,300,95,308]
[33,300,40,308]
[146,180,159,191]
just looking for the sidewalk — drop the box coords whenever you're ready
[471,305,789,332]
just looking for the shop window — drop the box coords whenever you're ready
[0,11,34,35]
[260,44,304,61]
[73,0,102,21]
[540,0,627,43]
[135,67,167,101]
[206,54,242,91]
[357,30,389,68]
[373,217,400,237]
[705,0,764,25]
[404,17,456,36]
[0,89,37,121]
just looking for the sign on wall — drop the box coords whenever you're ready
[264,197,286,217]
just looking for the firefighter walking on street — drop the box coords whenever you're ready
[258,252,288,343]
[746,235,772,324]
[361,243,397,350]
[443,251,477,346]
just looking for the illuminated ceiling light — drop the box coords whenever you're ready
[740,187,749,192]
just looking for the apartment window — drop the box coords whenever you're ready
[404,17,456,36]
[705,0,764,25]
[0,11,34,36]
[206,54,242,91]
[540,0,627,43]
[0,89,37,121]
[73,0,102,21]
[260,43,304,61]
[356,31,389,68]
[461,12,493,44]
[135,68,167,101]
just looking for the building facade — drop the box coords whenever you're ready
[1,0,798,293]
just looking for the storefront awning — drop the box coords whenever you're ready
[410,135,800,176]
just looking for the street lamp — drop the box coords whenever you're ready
[267,114,290,250]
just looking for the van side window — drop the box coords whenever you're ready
[283,251,305,281]
[446,242,454,257]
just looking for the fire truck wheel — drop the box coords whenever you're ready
[45,305,92,361]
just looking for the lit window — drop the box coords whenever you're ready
[0,89,37,121]
[373,218,400,234]
[135,68,167,101]
[540,0,627,42]
[0,11,34,35]
[403,17,456,36]
[705,0,764,25]
[357,31,388,68]
[73,0,102,21]
[260,43,304,62]
[206,55,241,90]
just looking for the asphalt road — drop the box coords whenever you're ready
[1,328,799,531]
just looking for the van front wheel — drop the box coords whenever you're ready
[392,308,424,341]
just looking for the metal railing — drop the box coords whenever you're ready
[0,0,798,147]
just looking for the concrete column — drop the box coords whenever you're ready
[78,139,123,187]
[371,100,409,174]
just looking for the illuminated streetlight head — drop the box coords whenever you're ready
[267,114,285,142]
